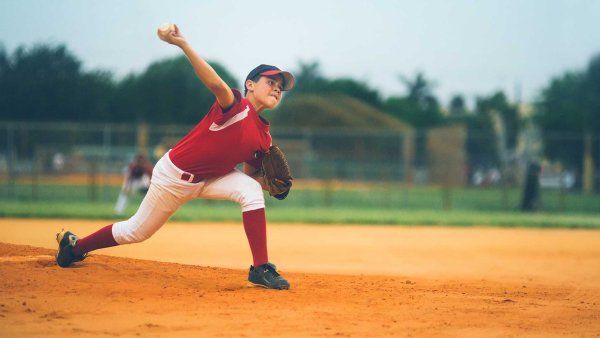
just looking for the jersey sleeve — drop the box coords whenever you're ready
[212,89,244,125]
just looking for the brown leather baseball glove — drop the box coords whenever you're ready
[261,145,293,200]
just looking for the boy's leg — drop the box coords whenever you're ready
[111,182,186,244]
[198,170,268,266]
[56,152,198,268]
[70,224,118,257]
[199,170,289,289]
[72,182,185,258]
[242,208,268,267]
[62,154,195,264]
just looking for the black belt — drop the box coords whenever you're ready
[180,172,203,183]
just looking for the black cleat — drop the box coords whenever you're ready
[248,262,290,290]
[55,229,86,268]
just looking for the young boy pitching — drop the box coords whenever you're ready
[55,24,294,290]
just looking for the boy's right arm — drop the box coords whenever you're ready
[160,25,235,109]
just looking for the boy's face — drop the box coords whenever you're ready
[246,75,284,109]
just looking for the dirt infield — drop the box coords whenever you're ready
[0,219,599,337]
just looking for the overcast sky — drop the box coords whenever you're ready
[1,0,599,106]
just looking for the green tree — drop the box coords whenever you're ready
[446,96,500,176]
[400,72,434,102]
[0,45,9,114]
[580,54,600,135]
[327,78,382,108]
[449,94,467,116]
[293,61,328,93]
[463,106,500,170]
[115,55,238,124]
[476,91,520,150]
[384,72,444,128]
[292,61,383,107]
[0,44,8,77]
[0,43,116,121]
[535,53,600,178]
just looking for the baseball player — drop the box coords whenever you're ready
[114,153,153,215]
[55,24,294,290]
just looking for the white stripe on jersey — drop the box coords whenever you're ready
[209,106,250,131]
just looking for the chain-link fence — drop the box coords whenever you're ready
[1,121,598,213]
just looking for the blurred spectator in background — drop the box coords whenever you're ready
[521,162,541,211]
[52,152,66,172]
[472,167,502,186]
[114,154,154,215]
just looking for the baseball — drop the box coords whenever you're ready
[157,23,174,41]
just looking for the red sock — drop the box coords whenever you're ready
[242,208,268,267]
[72,224,119,256]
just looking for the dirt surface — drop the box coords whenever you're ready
[0,219,599,337]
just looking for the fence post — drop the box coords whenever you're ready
[301,129,313,207]
[501,168,509,210]
[323,178,334,208]
[102,124,111,201]
[89,159,98,201]
[583,132,594,194]
[302,129,313,179]
[137,122,149,156]
[32,148,40,201]
[559,170,566,212]
[6,123,15,199]
[399,133,409,209]
[442,186,452,210]
[403,131,415,185]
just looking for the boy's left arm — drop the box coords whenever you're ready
[243,163,268,190]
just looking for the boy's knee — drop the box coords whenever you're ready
[112,219,154,244]
[234,179,265,211]
[122,229,152,244]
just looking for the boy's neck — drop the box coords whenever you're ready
[246,94,265,113]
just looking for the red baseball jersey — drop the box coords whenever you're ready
[169,89,272,178]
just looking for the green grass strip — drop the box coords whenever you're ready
[1,200,598,229]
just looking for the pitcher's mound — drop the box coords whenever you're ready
[0,242,596,337]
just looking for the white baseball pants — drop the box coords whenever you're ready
[112,151,265,244]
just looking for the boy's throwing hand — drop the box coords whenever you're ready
[157,23,186,47]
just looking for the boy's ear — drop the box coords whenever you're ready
[245,79,255,93]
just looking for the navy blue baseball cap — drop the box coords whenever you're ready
[245,64,295,91]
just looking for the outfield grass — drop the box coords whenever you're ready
[3,182,600,211]
[1,183,599,228]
